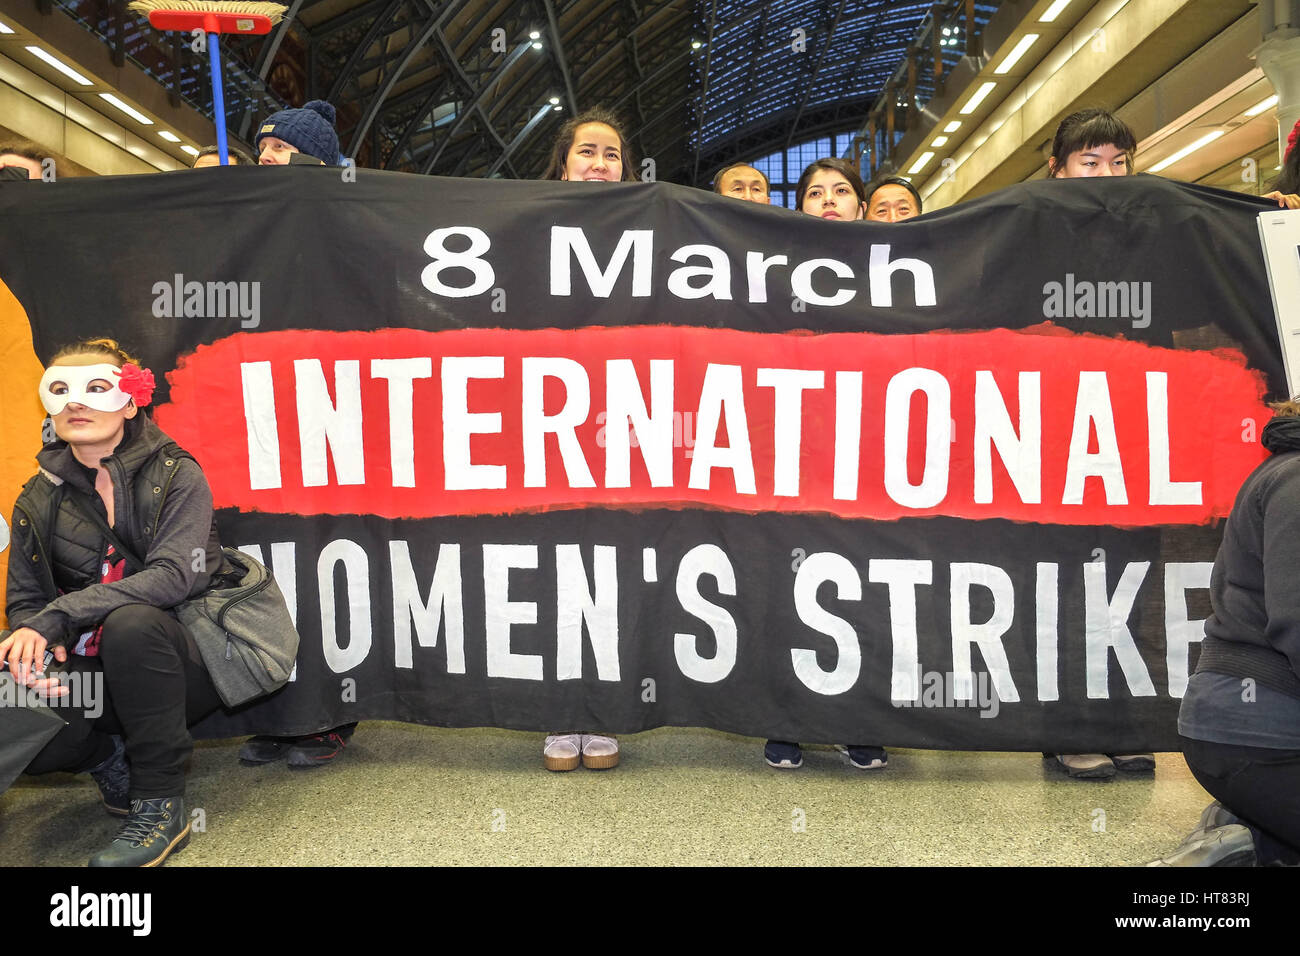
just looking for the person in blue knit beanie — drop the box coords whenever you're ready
[256,99,339,166]
[241,96,356,769]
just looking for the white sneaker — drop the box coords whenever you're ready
[1054,753,1116,779]
[580,734,619,770]
[543,734,581,772]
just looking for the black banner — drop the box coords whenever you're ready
[0,169,1284,750]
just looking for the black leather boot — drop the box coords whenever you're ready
[89,795,190,867]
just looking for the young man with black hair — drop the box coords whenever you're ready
[0,141,48,180]
[193,144,256,168]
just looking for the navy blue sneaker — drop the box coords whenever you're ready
[764,740,803,769]
[88,735,130,816]
[840,744,888,770]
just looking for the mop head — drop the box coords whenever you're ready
[127,1,288,24]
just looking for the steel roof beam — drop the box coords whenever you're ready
[309,0,400,42]
[621,0,773,136]
[691,0,720,185]
[236,0,307,139]
[784,0,849,149]
[418,21,514,174]
[487,102,555,177]
[730,0,771,134]
[412,38,532,171]
[325,0,408,103]
[386,78,456,167]
[346,1,460,155]
[542,0,577,114]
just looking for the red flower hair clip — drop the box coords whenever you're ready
[1288,121,1299,162]
[117,363,156,408]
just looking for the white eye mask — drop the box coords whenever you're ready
[39,363,131,416]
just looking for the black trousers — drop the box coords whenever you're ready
[25,604,222,799]
[1181,734,1300,866]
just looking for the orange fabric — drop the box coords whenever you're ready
[0,279,45,627]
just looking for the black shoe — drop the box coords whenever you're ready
[1110,752,1156,772]
[89,796,190,867]
[88,735,130,816]
[764,740,803,769]
[840,744,888,770]
[287,729,351,768]
[1051,753,1116,778]
[239,735,295,765]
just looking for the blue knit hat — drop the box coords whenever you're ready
[257,100,339,165]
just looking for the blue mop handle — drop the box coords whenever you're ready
[207,30,229,165]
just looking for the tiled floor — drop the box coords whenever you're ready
[0,723,1213,866]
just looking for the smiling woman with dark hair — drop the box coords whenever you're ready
[539,106,641,773]
[540,106,638,183]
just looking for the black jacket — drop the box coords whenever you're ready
[1197,416,1300,698]
[6,415,221,647]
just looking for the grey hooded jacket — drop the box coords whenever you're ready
[6,415,221,647]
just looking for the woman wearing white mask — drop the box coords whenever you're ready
[4,337,222,866]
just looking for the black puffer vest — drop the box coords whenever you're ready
[12,417,221,601]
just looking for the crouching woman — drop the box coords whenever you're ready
[3,338,223,867]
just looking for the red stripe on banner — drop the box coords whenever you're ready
[155,326,1269,525]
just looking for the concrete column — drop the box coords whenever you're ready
[1256,0,1300,163]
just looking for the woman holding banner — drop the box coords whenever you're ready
[538,107,637,771]
[2,338,223,866]
[795,157,868,222]
[1042,108,1158,779]
[1046,107,1135,179]
[761,157,888,773]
